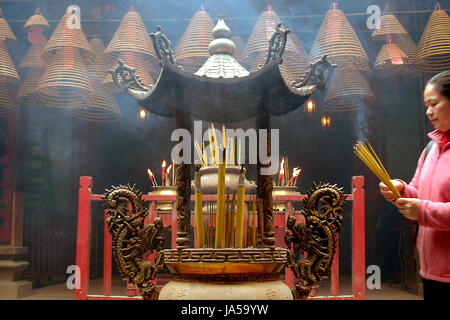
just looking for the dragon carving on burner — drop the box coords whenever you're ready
[103,184,165,300]
[285,182,345,300]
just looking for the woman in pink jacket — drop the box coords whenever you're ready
[380,70,450,300]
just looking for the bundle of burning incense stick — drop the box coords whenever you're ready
[354,140,401,199]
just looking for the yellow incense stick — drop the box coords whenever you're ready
[208,128,214,165]
[354,140,401,198]
[252,199,257,247]
[235,168,246,248]
[215,153,226,248]
[211,123,220,164]
[194,141,205,166]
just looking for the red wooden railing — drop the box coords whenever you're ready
[75,175,366,300]
[23,209,77,282]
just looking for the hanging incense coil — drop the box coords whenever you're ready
[42,13,94,63]
[373,43,418,89]
[393,33,418,63]
[69,38,121,122]
[289,32,309,63]
[143,55,161,81]
[414,9,450,73]
[231,36,245,63]
[371,14,408,40]
[103,51,154,92]
[323,67,375,112]
[174,9,215,73]
[18,40,47,71]
[23,11,51,33]
[17,68,45,107]
[36,47,93,108]
[242,9,303,69]
[0,83,14,117]
[0,14,17,46]
[309,7,370,73]
[375,43,408,66]
[250,51,305,86]
[104,8,157,60]
[69,81,122,122]
[285,32,308,76]
[87,38,111,80]
[0,39,20,83]
[371,11,418,67]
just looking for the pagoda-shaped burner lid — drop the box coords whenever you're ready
[194,17,249,78]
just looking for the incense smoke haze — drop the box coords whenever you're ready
[7,0,428,194]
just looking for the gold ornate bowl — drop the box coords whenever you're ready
[148,186,176,211]
[159,248,293,300]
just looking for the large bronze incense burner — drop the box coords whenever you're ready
[104,19,343,300]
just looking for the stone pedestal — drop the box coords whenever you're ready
[0,246,32,299]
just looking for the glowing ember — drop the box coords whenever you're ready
[321,115,331,128]
[287,167,302,186]
[277,157,285,185]
[279,158,285,175]
[391,57,404,65]
[305,99,316,113]
[139,108,146,120]
[147,169,157,186]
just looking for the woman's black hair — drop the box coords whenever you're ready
[427,70,450,99]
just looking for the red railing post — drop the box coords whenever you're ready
[148,200,157,286]
[75,176,92,300]
[285,201,294,288]
[331,234,340,296]
[352,176,366,300]
[103,209,112,296]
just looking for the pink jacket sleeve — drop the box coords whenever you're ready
[419,201,450,231]
[395,148,450,230]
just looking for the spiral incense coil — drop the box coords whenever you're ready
[23,11,51,33]
[0,16,17,47]
[174,9,215,73]
[18,41,47,71]
[373,43,418,89]
[143,55,161,80]
[324,67,375,112]
[242,9,302,68]
[69,37,122,122]
[231,36,245,62]
[250,51,305,85]
[0,83,14,117]
[393,33,418,63]
[104,8,157,60]
[16,68,45,106]
[42,13,94,63]
[36,47,93,108]
[288,32,309,64]
[87,38,111,80]
[309,8,370,73]
[414,9,450,73]
[374,43,408,66]
[0,39,20,83]
[371,14,408,40]
[69,82,122,122]
[103,51,154,92]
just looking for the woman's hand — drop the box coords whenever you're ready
[379,180,404,202]
[394,198,420,221]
